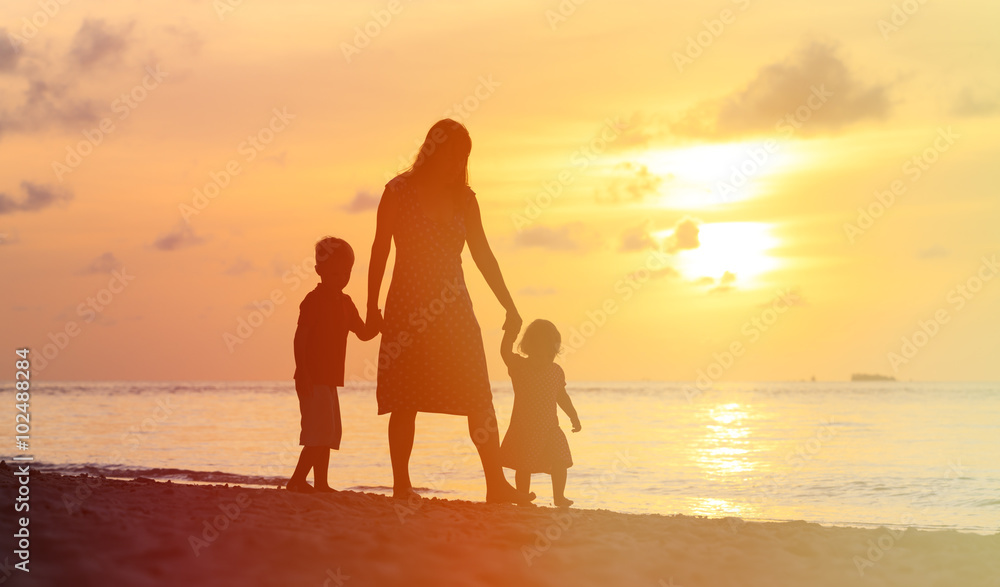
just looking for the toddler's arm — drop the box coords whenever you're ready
[500,323,519,367]
[557,388,581,432]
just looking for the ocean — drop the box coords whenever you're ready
[8,380,999,534]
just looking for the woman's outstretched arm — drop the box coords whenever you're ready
[367,186,395,326]
[465,193,521,332]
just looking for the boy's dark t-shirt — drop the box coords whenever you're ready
[293,282,364,387]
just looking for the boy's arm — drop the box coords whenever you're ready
[500,323,519,367]
[557,387,581,432]
[354,303,380,341]
[293,319,311,385]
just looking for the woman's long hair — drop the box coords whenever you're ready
[406,119,471,187]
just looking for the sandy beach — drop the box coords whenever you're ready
[1,465,997,587]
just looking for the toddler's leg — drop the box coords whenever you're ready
[552,468,573,507]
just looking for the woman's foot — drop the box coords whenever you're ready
[313,485,339,494]
[553,497,574,508]
[392,487,421,501]
[285,479,316,494]
[486,483,536,506]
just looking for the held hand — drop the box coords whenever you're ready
[366,307,384,332]
[502,309,522,333]
[571,420,582,433]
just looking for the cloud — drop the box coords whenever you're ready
[70,19,133,68]
[0,229,19,246]
[709,271,737,294]
[513,223,591,252]
[224,258,256,275]
[153,222,207,251]
[79,252,123,274]
[518,286,557,296]
[619,222,657,252]
[342,190,380,213]
[0,182,73,215]
[952,87,998,117]
[0,29,20,72]
[917,244,950,259]
[693,276,715,286]
[598,162,662,203]
[671,42,890,139]
[664,217,700,253]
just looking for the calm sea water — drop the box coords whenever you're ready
[6,381,999,534]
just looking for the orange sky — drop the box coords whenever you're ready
[2,0,998,382]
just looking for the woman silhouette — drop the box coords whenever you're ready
[366,119,531,504]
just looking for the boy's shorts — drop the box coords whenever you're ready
[297,383,342,450]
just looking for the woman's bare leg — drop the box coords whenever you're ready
[469,409,533,504]
[388,410,416,497]
[515,470,531,494]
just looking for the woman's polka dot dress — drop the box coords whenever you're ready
[376,174,494,417]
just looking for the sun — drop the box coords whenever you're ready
[623,141,804,209]
[656,222,781,286]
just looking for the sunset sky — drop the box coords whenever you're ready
[2,0,998,382]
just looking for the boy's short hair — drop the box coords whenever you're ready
[315,236,354,267]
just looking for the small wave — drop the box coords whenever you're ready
[33,463,286,487]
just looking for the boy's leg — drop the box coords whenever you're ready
[287,447,316,492]
[312,447,333,491]
[515,470,531,494]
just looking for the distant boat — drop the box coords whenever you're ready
[851,373,896,382]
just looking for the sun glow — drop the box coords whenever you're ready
[628,142,802,209]
[657,222,781,286]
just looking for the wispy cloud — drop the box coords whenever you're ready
[153,222,207,251]
[79,252,123,274]
[341,190,380,213]
[0,182,73,215]
[513,223,592,252]
[70,19,134,69]
[670,42,891,139]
